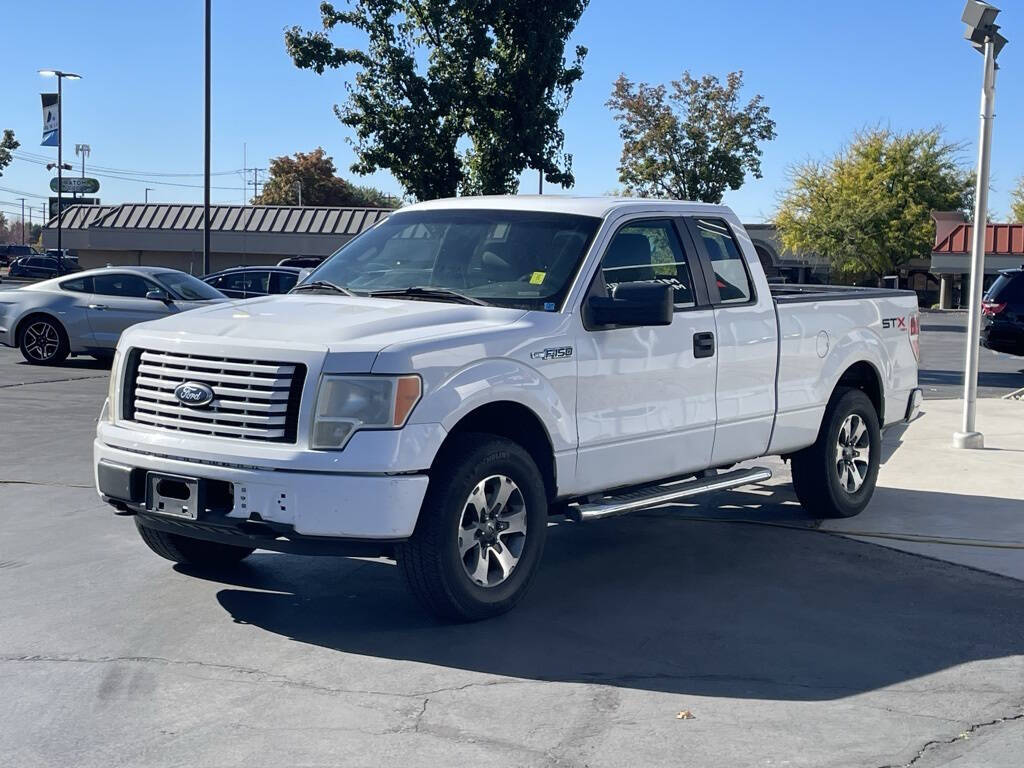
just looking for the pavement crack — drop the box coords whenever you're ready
[875,705,1024,768]
[0,374,107,389]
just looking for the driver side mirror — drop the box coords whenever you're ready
[588,281,673,327]
[146,289,172,303]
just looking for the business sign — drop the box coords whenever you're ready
[41,93,58,147]
[50,177,100,194]
[49,197,100,219]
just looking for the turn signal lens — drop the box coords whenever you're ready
[394,375,422,426]
[909,314,920,362]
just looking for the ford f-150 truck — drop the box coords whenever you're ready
[94,197,922,620]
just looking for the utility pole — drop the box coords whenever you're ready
[203,0,212,276]
[294,180,302,207]
[18,198,26,244]
[538,169,543,195]
[251,167,265,201]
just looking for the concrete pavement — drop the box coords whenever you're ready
[1,348,1023,767]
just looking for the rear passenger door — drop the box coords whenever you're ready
[685,216,778,464]
[574,218,718,493]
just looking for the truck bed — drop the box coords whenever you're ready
[770,283,919,304]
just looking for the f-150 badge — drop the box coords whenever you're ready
[530,346,574,360]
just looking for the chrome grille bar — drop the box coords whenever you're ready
[124,349,305,442]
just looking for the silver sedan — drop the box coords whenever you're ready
[0,266,227,365]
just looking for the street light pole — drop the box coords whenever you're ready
[39,69,81,273]
[203,0,212,276]
[17,198,26,244]
[145,188,153,204]
[954,1,1007,450]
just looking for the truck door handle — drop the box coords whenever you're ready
[693,332,715,358]
[88,304,109,310]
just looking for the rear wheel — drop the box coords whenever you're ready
[791,387,881,519]
[397,434,548,621]
[135,518,254,566]
[19,316,69,365]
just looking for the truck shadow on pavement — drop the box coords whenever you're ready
[198,483,1024,702]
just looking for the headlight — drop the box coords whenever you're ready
[106,348,123,423]
[311,375,422,449]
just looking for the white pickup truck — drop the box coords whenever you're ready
[95,197,921,620]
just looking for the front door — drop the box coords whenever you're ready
[574,217,718,494]
[86,272,175,348]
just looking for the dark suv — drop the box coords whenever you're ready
[0,244,39,266]
[981,268,1024,356]
[7,253,81,279]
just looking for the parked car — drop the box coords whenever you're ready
[7,252,81,279]
[0,244,40,266]
[202,266,303,298]
[277,255,325,268]
[95,197,921,621]
[981,267,1024,356]
[0,266,226,365]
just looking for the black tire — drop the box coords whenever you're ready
[791,387,881,519]
[18,315,70,365]
[397,434,548,622]
[135,518,255,566]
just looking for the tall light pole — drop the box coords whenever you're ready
[203,0,212,275]
[17,198,26,244]
[954,1,1008,450]
[39,69,81,273]
[294,180,302,207]
[145,187,153,204]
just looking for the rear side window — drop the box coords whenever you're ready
[599,219,696,308]
[693,218,754,304]
[60,276,93,293]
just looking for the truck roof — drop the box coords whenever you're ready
[398,195,734,220]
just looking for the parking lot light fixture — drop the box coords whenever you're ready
[954,1,1007,450]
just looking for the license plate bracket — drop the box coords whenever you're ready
[146,472,204,520]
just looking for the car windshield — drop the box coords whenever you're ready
[301,209,601,310]
[155,271,225,301]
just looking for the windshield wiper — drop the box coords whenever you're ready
[290,280,356,297]
[366,286,489,306]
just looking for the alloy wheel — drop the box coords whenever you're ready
[23,321,61,362]
[835,413,871,493]
[457,474,528,588]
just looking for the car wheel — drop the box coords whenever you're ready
[397,434,548,621]
[135,518,255,566]
[19,316,70,365]
[790,387,881,519]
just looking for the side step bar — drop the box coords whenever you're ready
[566,466,773,522]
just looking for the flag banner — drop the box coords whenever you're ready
[41,93,58,146]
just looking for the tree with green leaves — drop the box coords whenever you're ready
[0,130,19,178]
[253,148,395,208]
[606,71,775,203]
[776,128,973,283]
[1010,176,1024,223]
[285,0,588,200]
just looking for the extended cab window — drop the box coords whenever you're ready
[694,218,754,304]
[600,219,695,308]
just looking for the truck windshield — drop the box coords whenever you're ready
[302,210,601,310]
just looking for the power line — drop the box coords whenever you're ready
[9,155,246,190]
[13,150,244,177]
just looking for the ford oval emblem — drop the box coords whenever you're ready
[173,381,215,408]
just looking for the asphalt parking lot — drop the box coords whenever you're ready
[918,310,1023,399]
[2,340,1023,768]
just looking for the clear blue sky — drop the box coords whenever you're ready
[0,0,1019,225]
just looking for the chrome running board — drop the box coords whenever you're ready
[566,467,773,522]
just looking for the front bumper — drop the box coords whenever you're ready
[94,439,430,544]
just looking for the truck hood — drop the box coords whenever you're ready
[126,294,528,368]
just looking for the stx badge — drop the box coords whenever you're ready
[881,317,906,330]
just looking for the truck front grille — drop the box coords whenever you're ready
[123,349,306,442]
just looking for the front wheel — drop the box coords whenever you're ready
[397,434,548,621]
[790,387,881,519]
